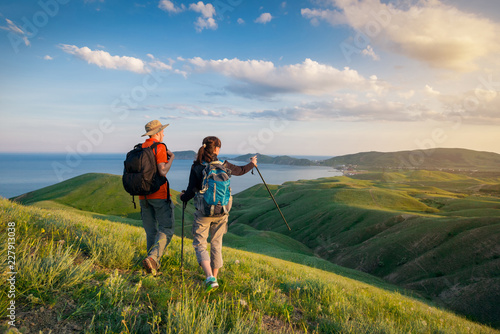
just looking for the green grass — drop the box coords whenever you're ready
[1,197,498,333]
[6,170,500,330]
[12,173,184,221]
[232,171,500,327]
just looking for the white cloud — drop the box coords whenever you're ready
[187,57,386,96]
[237,18,245,24]
[140,103,226,118]
[245,98,412,122]
[189,1,217,32]
[147,54,173,71]
[59,45,182,74]
[189,1,215,18]
[59,44,147,73]
[0,18,30,47]
[194,16,217,32]
[302,0,500,71]
[43,55,53,60]
[425,85,441,96]
[255,13,273,24]
[399,90,415,99]
[158,0,185,13]
[431,88,500,124]
[361,45,379,61]
[301,8,345,26]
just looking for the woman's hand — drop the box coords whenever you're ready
[250,155,258,166]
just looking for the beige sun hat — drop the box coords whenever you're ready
[141,120,169,137]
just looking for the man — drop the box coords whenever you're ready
[140,120,175,276]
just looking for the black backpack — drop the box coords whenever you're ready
[122,142,169,208]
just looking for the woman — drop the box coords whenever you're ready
[180,136,257,292]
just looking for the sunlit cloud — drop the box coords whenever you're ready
[158,0,186,14]
[0,18,30,47]
[189,1,217,32]
[433,88,500,124]
[361,45,379,61]
[425,85,441,96]
[187,57,387,96]
[59,45,182,74]
[255,13,273,24]
[59,44,147,73]
[132,103,226,118]
[399,90,415,100]
[244,97,413,122]
[302,0,500,71]
[146,54,172,71]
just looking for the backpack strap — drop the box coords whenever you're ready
[151,142,171,201]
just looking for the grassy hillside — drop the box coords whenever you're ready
[11,173,390,290]
[13,173,146,220]
[231,171,500,328]
[1,198,498,333]
[320,148,500,171]
[9,171,500,329]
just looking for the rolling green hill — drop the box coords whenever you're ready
[11,174,385,288]
[1,197,498,333]
[231,171,500,328]
[320,148,500,171]
[9,170,500,329]
[13,173,156,220]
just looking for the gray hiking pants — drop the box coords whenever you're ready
[140,198,175,264]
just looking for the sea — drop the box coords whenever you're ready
[0,153,341,199]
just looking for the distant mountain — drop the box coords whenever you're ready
[233,153,317,166]
[172,150,196,160]
[320,148,500,172]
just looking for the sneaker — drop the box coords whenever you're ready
[204,276,219,292]
[142,257,159,276]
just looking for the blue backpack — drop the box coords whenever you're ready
[196,160,232,216]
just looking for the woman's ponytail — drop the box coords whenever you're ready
[195,136,221,164]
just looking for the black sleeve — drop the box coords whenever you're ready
[223,160,256,176]
[180,163,203,202]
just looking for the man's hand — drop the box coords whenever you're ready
[167,149,175,160]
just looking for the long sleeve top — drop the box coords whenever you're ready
[180,159,255,202]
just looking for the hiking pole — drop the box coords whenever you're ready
[181,201,186,269]
[254,165,291,231]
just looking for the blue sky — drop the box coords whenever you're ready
[1,0,500,157]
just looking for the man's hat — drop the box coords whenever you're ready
[142,120,169,137]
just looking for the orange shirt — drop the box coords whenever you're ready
[139,138,170,200]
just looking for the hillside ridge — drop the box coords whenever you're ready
[1,197,498,333]
[10,170,500,328]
